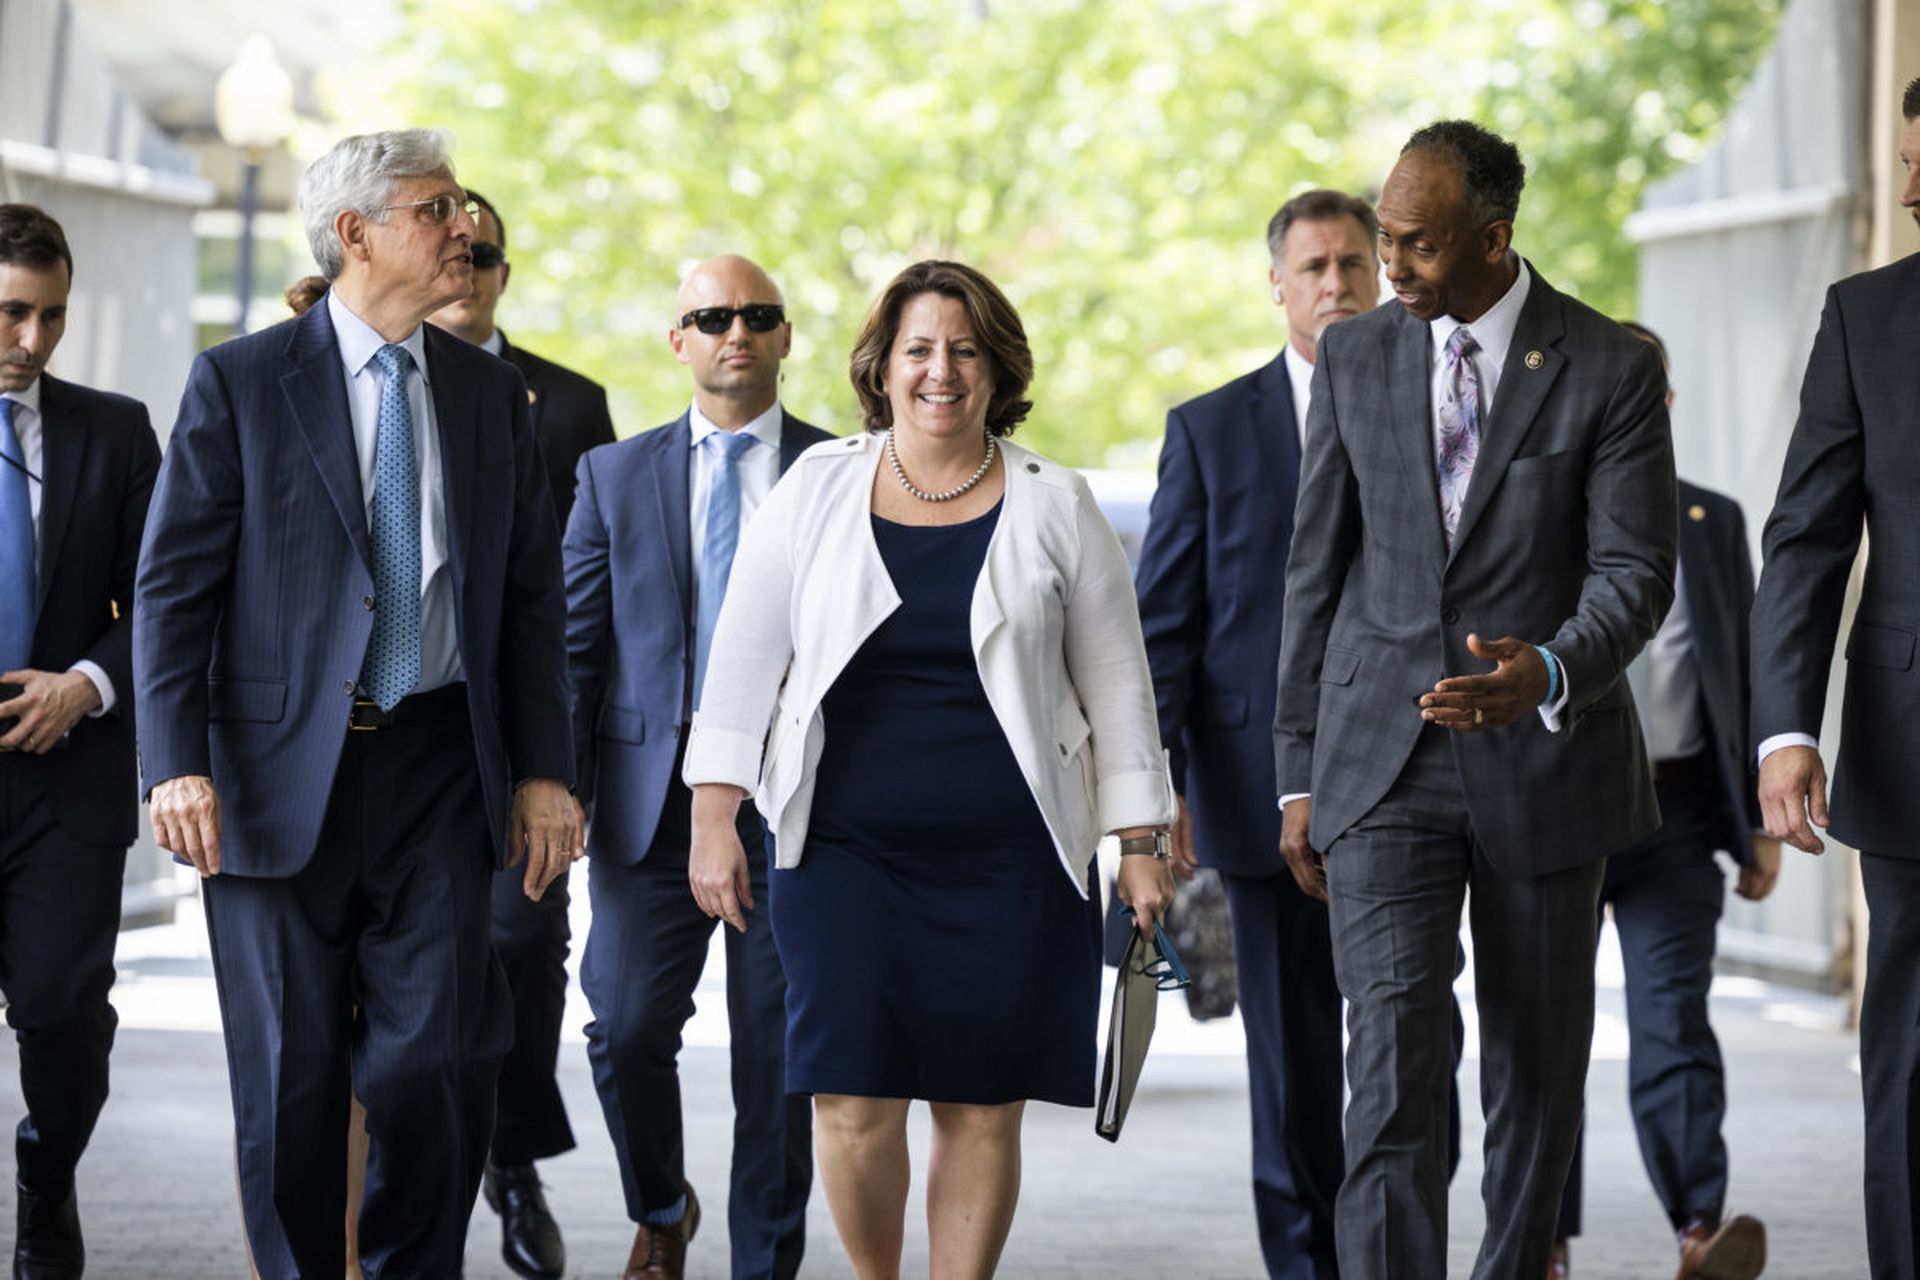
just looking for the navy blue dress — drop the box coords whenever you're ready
[770,501,1103,1106]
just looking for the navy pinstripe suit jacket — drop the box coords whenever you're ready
[134,301,573,878]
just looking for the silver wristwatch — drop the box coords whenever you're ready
[1118,831,1172,859]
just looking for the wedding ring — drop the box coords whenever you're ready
[1473,707,1483,726]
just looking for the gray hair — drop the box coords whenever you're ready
[299,129,455,280]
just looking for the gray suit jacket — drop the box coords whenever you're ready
[1750,253,1920,854]
[1273,265,1677,876]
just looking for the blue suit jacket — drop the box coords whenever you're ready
[563,409,832,865]
[25,375,160,848]
[133,302,574,878]
[1135,354,1301,877]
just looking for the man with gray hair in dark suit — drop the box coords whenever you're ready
[1273,120,1676,1277]
[1750,75,1920,1280]
[136,129,577,1278]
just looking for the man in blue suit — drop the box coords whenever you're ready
[566,254,826,1280]
[134,130,577,1279]
[0,203,160,1279]
[1135,189,1380,1278]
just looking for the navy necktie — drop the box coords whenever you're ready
[0,397,34,671]
[693,430,759,710]
[359,346,422,710]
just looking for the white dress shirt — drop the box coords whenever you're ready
[688,401,784,580]
[1,380,115,714]
[326,290,461,693]
[1283,344,1315,450]
[1634,560,1707,762]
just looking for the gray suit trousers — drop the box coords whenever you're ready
[1860,852,1920,1280]
[1326,727,1604,1279]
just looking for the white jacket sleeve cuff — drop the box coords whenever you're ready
[1097,764,1177,834]
[681,723,765,793]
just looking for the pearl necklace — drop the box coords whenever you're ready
[886,429,997,502]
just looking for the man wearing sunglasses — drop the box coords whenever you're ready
[564,254,826,1280]
[135,129,577,1278]
[427,187,615,1280]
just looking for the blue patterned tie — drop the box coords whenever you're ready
[359,345,422,710]
[693,430,759,710]
[1436,326,1482,551]
[0,398,33,672]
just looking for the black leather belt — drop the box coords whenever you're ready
[347,682,468,731]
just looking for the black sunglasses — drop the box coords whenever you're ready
[470,242,507,270]
[679,304,785,335]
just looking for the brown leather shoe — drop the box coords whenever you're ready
[622,1183,701,1280]
[1675,1214,1766,1280]
[1547,1238,1571,1278]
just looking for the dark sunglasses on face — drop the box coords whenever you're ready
[470,242,507,270]
[678,304,785,335]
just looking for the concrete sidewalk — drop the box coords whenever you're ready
[0,882,1867,1278]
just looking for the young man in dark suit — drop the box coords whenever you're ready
[1750,75,1920,1280]
[428,187,616,1280]
[135,130,577,1279]
[0,202,160,1279]
[1552,323,1771,1280]
[1274,121,1676,1278]
[566,255,825,1280]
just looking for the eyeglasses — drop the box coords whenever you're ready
[379,193,480,227]
[678,304,785,335]
[470,242,507,270]
[1122,909,1191,990]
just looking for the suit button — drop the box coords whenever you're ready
[342,679,356,694]
[363,594,376,610]
[1442,606,1460,625]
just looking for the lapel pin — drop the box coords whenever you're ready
[527,389,538,405]
[1688,503,1707,522]
[1524,350,1544,370]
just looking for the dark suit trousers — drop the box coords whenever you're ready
[1219,869,1343,1279]
[488,863,576,1165]
[202,690,511,1280]
[1859,851,1920,1280]
[0,758,125,1194]
[581,800,811,1280]
[1325,726,1603,1280]
[1558,757,1729,1240]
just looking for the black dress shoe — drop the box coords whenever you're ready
[482,1161,565,1280]
[14,1180,84,1280]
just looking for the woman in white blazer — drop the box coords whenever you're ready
[684,260,1174,1278]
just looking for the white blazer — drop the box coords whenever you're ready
[683,432,1174,895]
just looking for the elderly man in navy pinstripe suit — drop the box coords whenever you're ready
[134,129,577,1279]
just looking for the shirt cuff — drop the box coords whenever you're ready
[1535,648,1570,734]
[69,660,115,717]
[1757,732,1818,768]
[1278,792,1310,810]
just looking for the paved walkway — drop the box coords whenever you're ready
[0,878,1868,1277]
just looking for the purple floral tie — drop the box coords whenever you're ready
[1437,326,1481,551]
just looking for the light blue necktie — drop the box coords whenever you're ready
[0,397,34,672]
[693,430,759,710]
[359,345,422,710]
[1436,326,1482,551]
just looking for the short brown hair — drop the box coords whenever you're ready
[848,260,1034,437]
[0,204,73,280]
[1266,190,1378,263]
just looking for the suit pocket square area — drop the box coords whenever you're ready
[1846,623,1916,672]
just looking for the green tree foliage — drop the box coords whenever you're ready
[377,0,1779,464]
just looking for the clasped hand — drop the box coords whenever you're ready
[0,668,101,754]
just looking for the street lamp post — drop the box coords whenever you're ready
[215,36,295,337]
